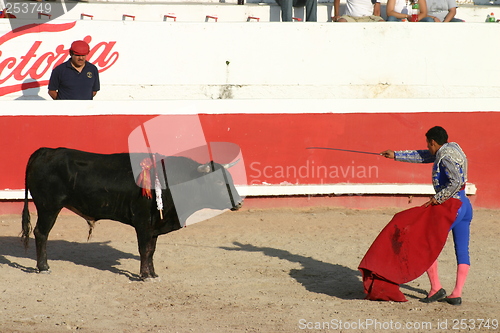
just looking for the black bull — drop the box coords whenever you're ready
[21,148,243,279]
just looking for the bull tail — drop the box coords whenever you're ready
[21,153,35,250]
[21,182,32,250]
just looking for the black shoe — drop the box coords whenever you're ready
[419,288,446,303]
[440,296,462,306]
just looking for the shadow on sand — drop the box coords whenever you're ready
[221,242,427,300]
[0,236,142,281]
[221,241,365,300]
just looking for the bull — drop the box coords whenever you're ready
[21,147,243,280]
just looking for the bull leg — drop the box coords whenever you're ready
[136,232,159,280]
[33,209,60,273]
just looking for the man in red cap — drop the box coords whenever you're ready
[48,40,100,100]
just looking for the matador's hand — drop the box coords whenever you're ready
[380,150,395,159]
[424,197,439,207]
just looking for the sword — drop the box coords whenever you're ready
[306,147,381,156]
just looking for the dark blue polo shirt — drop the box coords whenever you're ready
[48,59,100,100]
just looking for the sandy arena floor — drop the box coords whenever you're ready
[0,206,499,332]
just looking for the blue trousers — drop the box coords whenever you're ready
[450,190,473,265]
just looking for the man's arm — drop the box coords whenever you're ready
[48,90,58,100]
[395,150,435,163]
[381,149,435,163]
[48,66,60,100]
[373,2,381,17]
[386,0,411,20]
[425,157,463,206]
[418,0,429,20]
[443,6,457,22]
[91,69,100,99]
[333,0,341,21]
[434,156,464,203]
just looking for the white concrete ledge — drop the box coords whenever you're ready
[236,183,477,196]
[2,99,500,115]
[2,183,476,200]
[1,190,30,200]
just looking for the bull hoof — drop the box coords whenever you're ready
[142,276,161,283]
[38,269,51,274]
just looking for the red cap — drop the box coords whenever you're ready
[70,40,90,56]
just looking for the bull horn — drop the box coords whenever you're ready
[223,159,240,169]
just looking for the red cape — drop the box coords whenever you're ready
[358,198,462,302]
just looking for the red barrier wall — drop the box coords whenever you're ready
[1,112,498,209]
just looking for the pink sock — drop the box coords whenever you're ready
[426,260,443,296]
[449,264,470,298]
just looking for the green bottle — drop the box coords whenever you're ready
[411,1,420,22]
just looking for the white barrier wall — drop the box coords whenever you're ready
[1,19,499,101]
